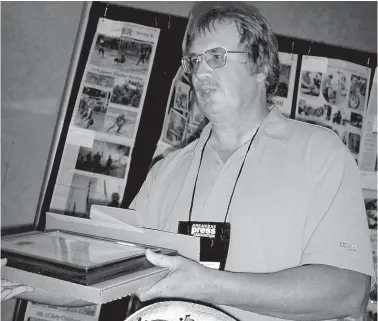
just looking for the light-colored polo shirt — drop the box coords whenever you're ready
[131,107,374,321]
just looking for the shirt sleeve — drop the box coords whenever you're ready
[300,142,375,286]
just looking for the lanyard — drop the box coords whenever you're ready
[188,125,262,222]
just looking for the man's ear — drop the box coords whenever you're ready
[256,72,266,83]
[256,64,268,83]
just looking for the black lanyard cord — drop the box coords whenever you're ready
[223,127,259,222]
[188,126,261,223]
[188,129,212,222]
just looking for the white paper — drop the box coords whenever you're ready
[66,128,95,148]
[301,56,328,74]
[90,205,142,233]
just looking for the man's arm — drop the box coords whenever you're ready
[214,263,370,320]
[138,250,371,321]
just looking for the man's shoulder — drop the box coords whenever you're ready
[286,118,350,171]
[163,139,199,163]
[289,118,343,150]
[151,139,199,176]
[267,107,343,152]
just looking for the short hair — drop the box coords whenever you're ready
[111,192,120,201]
[184,2,280,103]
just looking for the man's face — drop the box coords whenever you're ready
[188,21,263,120]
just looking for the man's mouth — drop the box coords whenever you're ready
[196,86,216,96]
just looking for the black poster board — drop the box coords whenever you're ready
[36,2,189,230]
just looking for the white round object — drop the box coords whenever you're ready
[125,301,237,321]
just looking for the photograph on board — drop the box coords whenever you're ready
[275,63,291,98]
[163,109,188,146]
[322,71,348,106]
[110,77,144,108]
[85,71,115,88]
[74,86,109,131]
[90,34,153,76]
[300,71,322,97]
[75,139,130,179]
[348,74,368,112]
[102,106,138,138]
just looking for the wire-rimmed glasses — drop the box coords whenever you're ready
[181,47,247,74]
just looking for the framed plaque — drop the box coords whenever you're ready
[1,230,177,285]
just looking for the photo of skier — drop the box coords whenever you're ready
[103,107,138,138]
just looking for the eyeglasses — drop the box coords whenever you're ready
[181,47,247,74]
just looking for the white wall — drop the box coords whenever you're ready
[1,2,84,228]
[1,1,377,228]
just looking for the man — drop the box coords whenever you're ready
[79,98,95,129]
[108,192,121,208]
[98,38,105,58]
[131,3,374,321]
[136,47,147,66]
[105,155,113,175]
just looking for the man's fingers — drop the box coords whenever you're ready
[135,263,172,301]
[1,288,12,301]
[145,249,178,269]
[137,288,152,302]
[1,285,34,302]
[1,280,21,287]
[137,283,163,302]
[1,258,7,267]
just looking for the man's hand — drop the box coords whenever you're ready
[1,258,34,302]
[137,249,215,302]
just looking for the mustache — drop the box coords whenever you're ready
[194,81,218,91]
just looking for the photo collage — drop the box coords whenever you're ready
[49,18,160,218]
[295,57,371,165]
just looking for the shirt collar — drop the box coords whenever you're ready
[259,106,293,145]
[197,105,292,148]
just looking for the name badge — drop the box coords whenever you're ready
[178,221,231,270]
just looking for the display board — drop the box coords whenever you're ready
[34,2,190,230]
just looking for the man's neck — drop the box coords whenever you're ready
[209,104,270,154]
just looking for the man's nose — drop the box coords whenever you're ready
[193,56,212,79]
